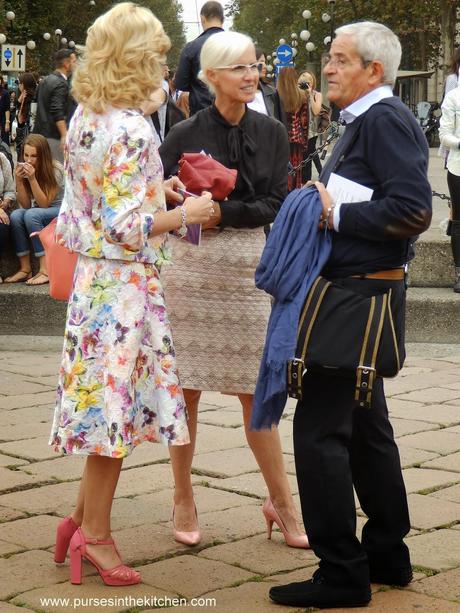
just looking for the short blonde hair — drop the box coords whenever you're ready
[72,2,170,113]
[199,31,254,94]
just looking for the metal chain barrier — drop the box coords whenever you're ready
[432,190,451,206]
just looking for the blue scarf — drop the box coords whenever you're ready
[251,188,332,430]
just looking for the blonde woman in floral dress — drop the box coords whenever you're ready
[48,3,213,587]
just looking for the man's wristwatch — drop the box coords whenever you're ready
[177,205,187,237]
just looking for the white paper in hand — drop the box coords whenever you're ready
[327,172,374,206]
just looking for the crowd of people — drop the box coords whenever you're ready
[1,0,456,608]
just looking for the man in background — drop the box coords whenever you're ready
[174,1,224,116]
[0,76,11,146]
[33,49,76,162]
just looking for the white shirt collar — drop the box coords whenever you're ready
[340,85,393,124]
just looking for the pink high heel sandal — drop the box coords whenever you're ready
[172,505,201,546]
[69,528,141,586]
[262,498,310,549]
[55,516,79,563]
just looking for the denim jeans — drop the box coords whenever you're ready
[9,206,60,257]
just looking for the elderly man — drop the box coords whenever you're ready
[269,22,431,609]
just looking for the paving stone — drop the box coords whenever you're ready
[194,423,246,454]
[402,467,460,493]
[0,360,60,377]
[0,405,54,428]
[422,451,460,472]
[0,539,24,555]
[409,567,460,602]
[397,446,439,468]
[191,448,259,477]
[198,410,244,428]
[399,430,460,454]
[0,550,69,599]
[391,418,436,437]
[200,391,242,408]
[0,481,79,515]
[18,456,85,481]
[390,401,460,426]
[0,373,54,395]
[139,555,254,598]
[446,397,460,407]
[393,387,460,404]
[0,505,25,522]
[0,437,58,461]
[0,603,34,612]
[22,375,59,387]
[407,529,460,570]
[12,577,179,613]
[115,464,201,498]
[431,483,460,504]
[0,467,39,493]
[122,441,169,467]
[0,422,54,442]
[407,494,460,530]
[0,515,60,548]
[0,391,56,411]
[0,453,29,467]
[447,424,460,433]
[111,523,185,564]
[333,589,460,612]
[199,533,317,574]
[386,371,460,397]
[200,580,302,613]
[206,472,299,499]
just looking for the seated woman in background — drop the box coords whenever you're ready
[5,134,63,285]
[0,150,16,283]
[276,67,309,190]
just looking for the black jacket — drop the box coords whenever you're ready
[174,26,223,116]
[33,71,69,140]
[259,81,287,129]
[320,97,432,277]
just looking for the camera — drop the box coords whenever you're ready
[298,81,310,90]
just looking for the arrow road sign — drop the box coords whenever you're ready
[1,45,26,72]
[276,44,294,64]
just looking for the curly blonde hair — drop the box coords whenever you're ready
[72,2,170,113]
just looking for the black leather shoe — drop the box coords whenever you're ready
[269,573,371,609]
[369,565,413,586]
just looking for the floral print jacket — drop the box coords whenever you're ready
[56,105,170,267]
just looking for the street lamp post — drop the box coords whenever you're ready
[326,0,336,43]
[55,28,62,50]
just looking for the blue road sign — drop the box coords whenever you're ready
[276,44,293,64]
[275,62,294,78]
[3,49,12,60]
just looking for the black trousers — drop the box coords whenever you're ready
[293,278,411,588]
[447,171,460,266]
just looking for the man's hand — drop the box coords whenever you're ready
[315,181,335,231]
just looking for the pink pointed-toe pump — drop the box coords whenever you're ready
[172,505,202,546]
[54,516,79,563]
[262,498,310,549]
[69,528,141,586]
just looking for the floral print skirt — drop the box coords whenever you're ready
[49,255,190,457]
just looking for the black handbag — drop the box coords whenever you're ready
[287,277,404,408]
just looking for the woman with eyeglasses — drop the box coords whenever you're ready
[276,67,310,190]
[160,30,308,550]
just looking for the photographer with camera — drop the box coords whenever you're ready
[298,70,324,182]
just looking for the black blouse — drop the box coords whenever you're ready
[159,105,289,229]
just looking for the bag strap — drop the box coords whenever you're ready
[287,277,331,400]
[354,290,389,409]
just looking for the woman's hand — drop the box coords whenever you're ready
[16,162,35,180]
[183,191,215,225]
[0,209,9,225]
[163,176,186,206]
[315,181,334,231]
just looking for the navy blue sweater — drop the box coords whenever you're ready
[320,97,432,278]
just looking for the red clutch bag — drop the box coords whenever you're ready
[178,152,237,201]
[38,218,78,301]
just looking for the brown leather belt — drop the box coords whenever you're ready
[351,269,405,281]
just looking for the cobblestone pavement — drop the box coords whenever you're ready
[0,341,459,612]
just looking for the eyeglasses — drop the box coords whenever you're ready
[214,62,265,75]
[324,55,371,69]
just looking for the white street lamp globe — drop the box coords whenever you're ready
[302,9,312,20]
[61,37,68,45]
[6,11,15,21]
[89,0,96,5]
[306,42,315,52]
[55,28,62,36]
[0,34,6,44]
[292,48,298,57]
[279,38,286,45]
[69,40,75,48]
[26,40,36,50]
[291,33,297,39]
[266,64,273,72]
[300,30,311,41]
[322,13,331,23]
[273,57,280,65]
[324,35,332,45]
[267,54,272,60]
[43,32,51,40]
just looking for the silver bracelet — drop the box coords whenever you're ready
[177,204,187,237]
